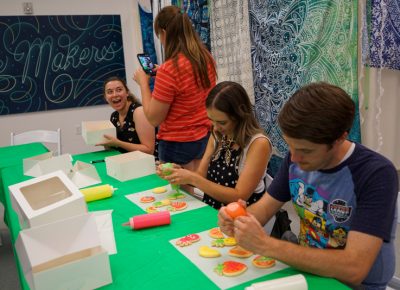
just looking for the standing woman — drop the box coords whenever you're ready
[98,76,155,155]
[133,5,217,171]
[160,82,272,209]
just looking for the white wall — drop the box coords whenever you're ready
[0,0,142,154]
[360,68,400,169]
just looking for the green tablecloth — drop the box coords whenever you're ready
[1,149,350,290]
[0,142,49,222]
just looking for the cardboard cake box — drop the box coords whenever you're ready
[9,170,87,229]
[81,120,116,145]
[105,151,155,182]
[15,213,112,290]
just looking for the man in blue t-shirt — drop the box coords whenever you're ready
[218,82,398,290]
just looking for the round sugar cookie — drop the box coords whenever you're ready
[176,234,201,247]
[140,196,155,203]
[228,246,253,258]
[208,227,224,239]
[152,187,167,194]
[167,201,187,211]
[252,256,276,269]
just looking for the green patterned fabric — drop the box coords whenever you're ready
[250,0,360,157]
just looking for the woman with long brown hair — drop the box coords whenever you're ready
[133,5,217,171]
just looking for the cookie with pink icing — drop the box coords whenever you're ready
[176,234,201,247]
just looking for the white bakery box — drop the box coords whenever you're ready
[9,170,87,229]
[15,213,112,290]
[81,120,116,145]
[105,151,155,182]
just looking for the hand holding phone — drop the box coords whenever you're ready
[137,53,157,76]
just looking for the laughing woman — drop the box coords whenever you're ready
[98,76,155,154]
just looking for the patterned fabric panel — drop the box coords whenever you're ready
[249,0,360,158]
[366,0,400,70]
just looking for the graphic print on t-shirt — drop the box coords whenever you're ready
[289,172,353,249]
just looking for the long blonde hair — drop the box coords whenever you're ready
[154,5,216,88]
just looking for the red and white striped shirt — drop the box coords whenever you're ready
[152,54,216,142]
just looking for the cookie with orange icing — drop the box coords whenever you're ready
[167,201,187,211]
[208,227,224,239]
[176,234,201,247]
[228,246,253,258]
[140,196,155,203]
[252,256,276,268]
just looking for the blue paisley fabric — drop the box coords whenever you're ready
[367,0,400,70]
[173,0,211,50]
[249,0,361,158]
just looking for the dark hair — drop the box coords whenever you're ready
[154,5,216,88]
[103,76,139,104]
[206,81,265,149]
[278,82,355,144]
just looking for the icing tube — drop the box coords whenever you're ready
[127,211,171,230]
[80,184,115,202]
[245,274,308,290]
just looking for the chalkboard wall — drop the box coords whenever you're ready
[0,15,126,115]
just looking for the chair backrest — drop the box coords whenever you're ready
[10,128,62,156]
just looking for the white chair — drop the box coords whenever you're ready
[10,128,62,156]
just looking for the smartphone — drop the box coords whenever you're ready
[137,53,157,76]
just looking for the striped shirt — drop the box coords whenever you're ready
[152,53,216,142]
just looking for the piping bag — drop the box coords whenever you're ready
[80,184,116,202]
[122,211,171,230]
[161,162,180,193]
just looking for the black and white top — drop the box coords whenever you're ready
[110,102,141,153]
[203,134,270,209]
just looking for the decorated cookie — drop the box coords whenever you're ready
[198,246,221,258]
[167,201,187,211]
[140,196,155,203]
[214,261,247,277]
[252,256,276,268]
[208,227,224,239]
[152,187,167,194]
[176,234,201,247]
[223,237,237,247]
[145,206,159,213]
[211,238,225,247]
[167,192,185,200]
[228,246,253,258]
[153,199,171,208]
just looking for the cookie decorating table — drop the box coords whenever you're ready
[0,145,350,290]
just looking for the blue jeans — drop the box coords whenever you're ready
[158,134,209,165]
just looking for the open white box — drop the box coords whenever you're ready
[15,213,112,290]
[23,152,73,178]
[105,151,155,182]
[81,120,116,145]
[9,170,87,229]
[69,161,101,189]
